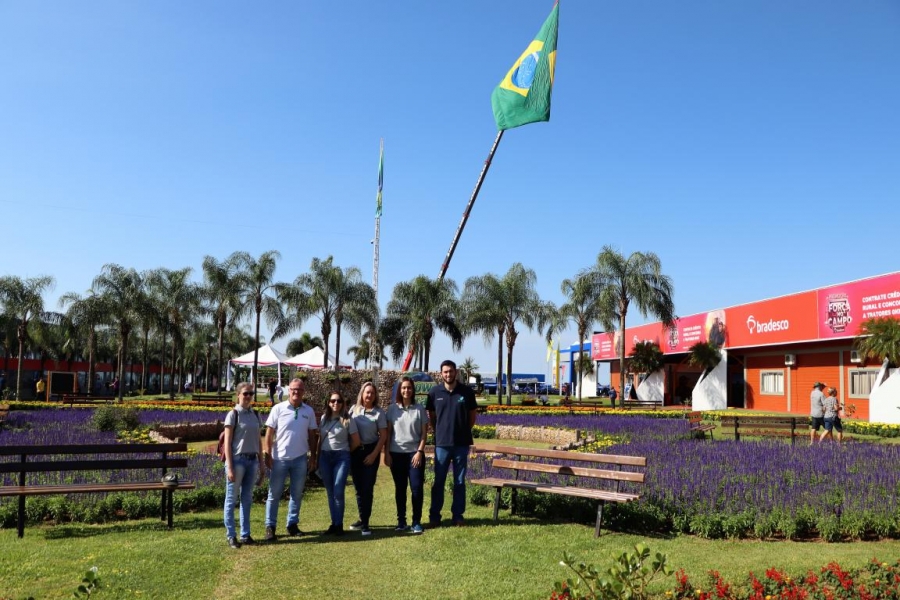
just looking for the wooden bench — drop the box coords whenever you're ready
[470,445,646,537]
[61,394,116,406]
[620,399,662,410]
[191,393,236,404]
[0,443,195,538]
[719,415,803,445]
[687,411,716,439]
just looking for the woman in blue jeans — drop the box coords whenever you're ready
[317,391,358,535]
[222,382,264,549]
[384,377,428,533]
[348,381,387,536]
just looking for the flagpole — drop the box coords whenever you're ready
[400,129,505,372]
[437,129,504,280]
[371,138,383,383]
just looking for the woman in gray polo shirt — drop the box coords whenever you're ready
[384,376,428,534]
[318,391,358,535]
[348,381,387,536]
[222,382,264,549]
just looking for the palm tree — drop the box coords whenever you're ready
[92,264,145,402]
[688,341,722,377]
[285,333,324,357]
[459,356,480,385]
[275,257,378,372]
[554,272,612,401]
[59,290,107,396]
[150,267,201,397]
[461,273,506,403]
[382,275,463,372]
[855,317,900,367]
[235,250,283,388]
[464,264,550,405]
[591,247,675,408]
[346,338,371,369]
[0,275,56,400]
[202,252,248,391]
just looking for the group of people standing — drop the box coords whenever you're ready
[809,381,843,444]
[221,360,477,549]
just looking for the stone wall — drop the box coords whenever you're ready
[495,425,580,446]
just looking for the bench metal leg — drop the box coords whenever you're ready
[493,488,501,522]
[595,501,604,538]
[17,495,25,538]
[167,490,174,529]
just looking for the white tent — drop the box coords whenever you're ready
[284,346,350,370]
[227,344,289,390]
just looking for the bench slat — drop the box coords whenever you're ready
[480,445,647,467]
[0,482,196,497]
[0,443,188,456]
[492,459,644,483]
[0,458,189,474]
[470,477,639,503]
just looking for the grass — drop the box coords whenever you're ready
[3,477,900,599]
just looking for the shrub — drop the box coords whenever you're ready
[91,405,142,432]
[551,543,673,600]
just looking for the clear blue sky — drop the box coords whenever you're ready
[2,1,898,378]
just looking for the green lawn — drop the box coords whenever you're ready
[3,477,900,599]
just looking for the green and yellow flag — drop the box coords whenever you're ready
[491,2,559,131]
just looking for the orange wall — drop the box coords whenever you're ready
[745,355,788,412]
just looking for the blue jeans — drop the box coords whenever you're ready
[265,455,308,529]
[390,451,425,526]
[430,445,469,524]
[318,450,351,527]
[224,454,258,539]
[350,443,380,526]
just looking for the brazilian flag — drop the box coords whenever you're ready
[491,2,559,131]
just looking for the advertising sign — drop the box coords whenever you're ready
[817,272,900,339]
[724,291,819,348]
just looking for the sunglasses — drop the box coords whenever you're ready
[328,398,343,404]
[240,392,254,397]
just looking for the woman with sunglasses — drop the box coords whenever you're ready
[222,382,264,549]
[348,381,388,536]
[318,391,358,535]
[384,376,428,534]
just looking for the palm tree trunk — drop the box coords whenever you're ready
[87,328,96,398]
[140,330,149,392]
[117,329,128,403]
[252,307,261,396]
[615,313,627,409]
[496,329,504,405]
[577,336,585,402]
[216,319,225,392]
[334,318,342,374]
[160,330,168,394]
[505,339,514,406]
[15,335,24,400]
[169,341,177,399]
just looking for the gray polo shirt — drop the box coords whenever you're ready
[386,403,427,453]
[349,405,387,445]
[810,389,825,418]
[224,406,262,456]
[320,415,358,451]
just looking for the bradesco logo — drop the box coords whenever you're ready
[746,315,790,335]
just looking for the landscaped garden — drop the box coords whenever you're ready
[2,403,900,599]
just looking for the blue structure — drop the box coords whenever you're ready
[481,373,546,394]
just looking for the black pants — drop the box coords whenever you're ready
[389,451,424,526]
[350,443,379,526]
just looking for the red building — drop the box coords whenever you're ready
[592,271,900,421]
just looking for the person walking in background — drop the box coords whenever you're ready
[267,377,277,406]
[318,391,357,536]
[263,378,318,542]
[385,376,428,534]
[348,381,387,536]
[809,381,826,445]
[819,387,844,444]
[222,382,264,549]
[35,376,45,401]
[426,359,477,527]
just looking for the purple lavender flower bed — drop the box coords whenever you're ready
[0,409,221,490]
[477,413,690,439]
[470,435,900,538]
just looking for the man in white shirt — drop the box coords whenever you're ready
[263,378,318,541]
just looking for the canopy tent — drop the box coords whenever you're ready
[227,344,289,390]
[284,346,350,370]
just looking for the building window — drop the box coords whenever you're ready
[760,370,784,395]
[849,369,880,397]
